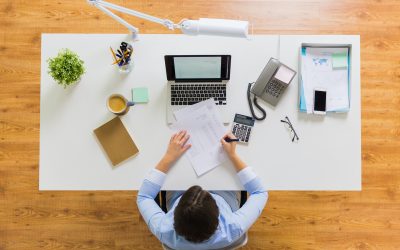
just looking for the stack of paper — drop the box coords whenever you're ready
[172,99,228,176]
[300,46,350,113]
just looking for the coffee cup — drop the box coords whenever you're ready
[107,94,135,115]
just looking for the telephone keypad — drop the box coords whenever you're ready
[266,79,285,98]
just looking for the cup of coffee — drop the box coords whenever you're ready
[107,94,135,115]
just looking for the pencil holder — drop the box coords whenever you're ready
[118,60,133,74]
[110,42,134,74]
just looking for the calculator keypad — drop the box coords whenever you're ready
[232,123,252,143]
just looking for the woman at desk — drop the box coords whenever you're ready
[137,130,268,250]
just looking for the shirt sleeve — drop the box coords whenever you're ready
[233,166,268,233]
[136,168,167,240]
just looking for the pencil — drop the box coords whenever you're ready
[112,58,122,65]
[110,47,117,62]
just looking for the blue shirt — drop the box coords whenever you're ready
[137,167,268,250]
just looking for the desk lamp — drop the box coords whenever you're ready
[88,0,249,39]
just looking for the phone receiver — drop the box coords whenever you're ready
[247,58,296,121]
[247,82,267,121]
[251,58,281,97]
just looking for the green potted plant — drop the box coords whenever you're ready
[48,48,85,88]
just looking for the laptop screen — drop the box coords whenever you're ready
[174,57,221,79]
[165,55,231,82]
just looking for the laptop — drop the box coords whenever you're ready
[164,55,231,124]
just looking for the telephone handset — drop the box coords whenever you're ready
[247,58,296,121]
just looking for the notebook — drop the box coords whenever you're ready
[94,117,139,166]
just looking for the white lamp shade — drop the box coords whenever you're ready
[180,18,249,38]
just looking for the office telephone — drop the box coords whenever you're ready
[247,58,297,120]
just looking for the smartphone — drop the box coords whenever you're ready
[313,88,327,115]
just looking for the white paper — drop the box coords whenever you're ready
[174,98,223,122]
[172,101,228,176]
[302,47,349,113]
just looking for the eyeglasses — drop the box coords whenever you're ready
[280,116,299,142]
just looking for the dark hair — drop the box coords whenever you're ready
[174,185,219,243]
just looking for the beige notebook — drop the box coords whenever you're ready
[94,117,139,166]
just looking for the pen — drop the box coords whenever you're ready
[224,138,239,143]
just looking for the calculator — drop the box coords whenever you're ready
[231,114,255,143]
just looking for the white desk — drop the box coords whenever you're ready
[40,34,360,190]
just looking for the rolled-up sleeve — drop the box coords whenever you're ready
[233,167,268,232]
[137,169,167,240]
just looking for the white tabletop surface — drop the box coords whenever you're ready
[39,34,361,190]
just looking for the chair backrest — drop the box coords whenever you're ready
[161,232,248,250]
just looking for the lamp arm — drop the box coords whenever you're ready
[89,0,177,31]
[94,4,139,34]
[88,0,249,38]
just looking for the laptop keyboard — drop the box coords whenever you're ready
[171,84,227,106]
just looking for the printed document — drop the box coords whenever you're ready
[172,100,228,176]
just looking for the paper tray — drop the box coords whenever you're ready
[299,43,352,113]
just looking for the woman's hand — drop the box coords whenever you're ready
[164,130,191,163]
[220,132,247,172]
[156,131,191,173]
[220,132,238,159]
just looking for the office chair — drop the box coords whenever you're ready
[155,191,248,250]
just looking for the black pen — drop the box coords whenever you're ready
[224,138,240,143]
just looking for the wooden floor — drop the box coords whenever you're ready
[1,0,399,249]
